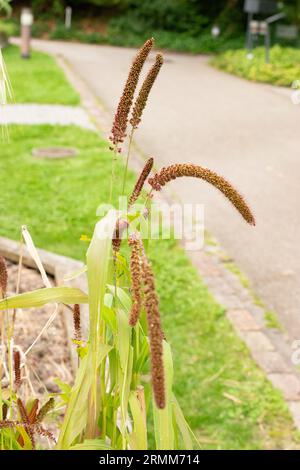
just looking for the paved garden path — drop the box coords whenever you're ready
[12,38,300,343]
[0,103,94,129]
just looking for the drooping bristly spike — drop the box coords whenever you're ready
[128,235,143,326]
[110,38,154,150]
[148,163,255,225]
[128,157,154,207]
[130,54,163,129]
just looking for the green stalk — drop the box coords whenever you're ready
[122,127,134,196]
[109,147,118,204]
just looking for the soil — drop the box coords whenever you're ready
[4,260,73,398]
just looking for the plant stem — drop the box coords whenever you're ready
[122,127,134,196]
[109,146,118,204]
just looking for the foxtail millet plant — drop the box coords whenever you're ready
[0,37,255,451]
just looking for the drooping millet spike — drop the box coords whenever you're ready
[110,38,154,150]
[130,53,163,130]
[148,163,255,226]
[128,157,154,207]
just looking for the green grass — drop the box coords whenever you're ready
[0,124,298,449]
[211,45,300,87]
[2,45,80,105]
[264,311,283,331]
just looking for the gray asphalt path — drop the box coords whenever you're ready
[19,39,300,341]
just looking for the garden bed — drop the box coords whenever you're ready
[211,46,300,87]
[4,260,73,397]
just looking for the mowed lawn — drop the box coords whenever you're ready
[3,45,79,104]
[0,43,299,449]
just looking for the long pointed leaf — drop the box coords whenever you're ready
[0,287,88,310]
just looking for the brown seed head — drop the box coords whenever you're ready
[17,398,35,448]
[73,304,81,341]
[130,54,163,129]
[110,38,154,149]
[28,399,39,424]
[2,403,7,421]
[14,350,21,390]
[129,157,154,207]
[0,256,8,297]
[36,398,55,424]
[148,163,255,225]
[112,218,129,252]
[128,235,143,326]
[141,250,165,409]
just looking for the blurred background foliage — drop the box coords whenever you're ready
[1,1,300,53]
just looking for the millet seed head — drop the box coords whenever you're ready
[148,163,255,226]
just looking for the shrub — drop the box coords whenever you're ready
[211,45,300,87]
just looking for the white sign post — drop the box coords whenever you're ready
[20,8,33,59]
[65,6,72,29]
